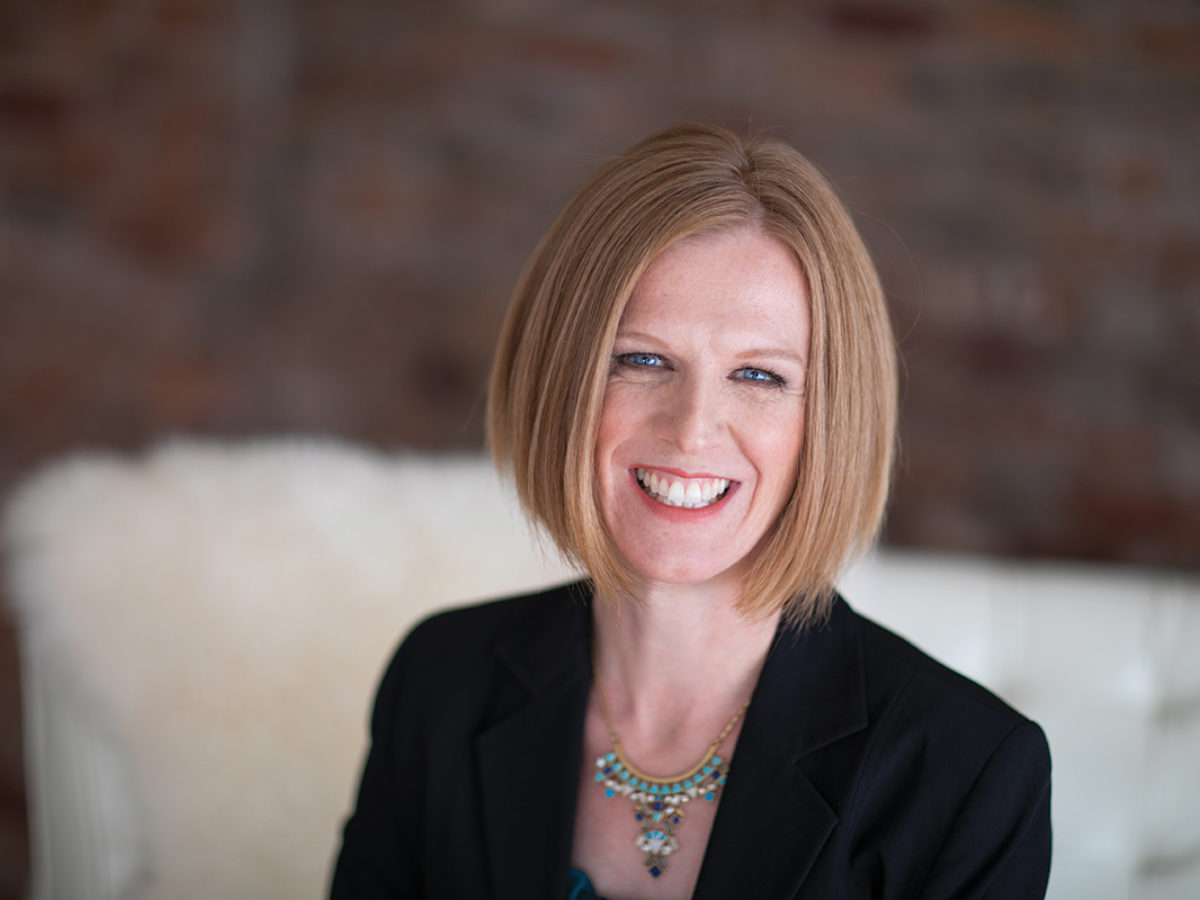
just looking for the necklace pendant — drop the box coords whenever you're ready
[633,796,684,877]
[595,751,732,879]
[636,820,679,878]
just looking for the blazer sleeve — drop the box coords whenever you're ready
[920,719,1053,899]
[329,638,423,899]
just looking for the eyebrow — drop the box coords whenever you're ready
[738,348,807,366]
[615,331,807,366]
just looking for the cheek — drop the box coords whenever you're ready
[749,409,805,494]
[596,385,642,453]
[595,391,632,493]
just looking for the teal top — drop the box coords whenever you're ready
[567,868,606,900]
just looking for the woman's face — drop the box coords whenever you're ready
[595,226,811,593]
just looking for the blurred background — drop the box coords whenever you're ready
[0,0,1197,894]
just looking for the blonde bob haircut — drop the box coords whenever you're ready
[488,123,897,627]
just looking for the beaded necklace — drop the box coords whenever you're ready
[591,664,750,879]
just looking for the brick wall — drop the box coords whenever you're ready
[0,0,1197,892]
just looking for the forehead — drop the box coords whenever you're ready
[620,227,810,340]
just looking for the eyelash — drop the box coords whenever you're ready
[734,366,788,387]
[613,353,789,388]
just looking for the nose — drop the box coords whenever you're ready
[659,372,724,454]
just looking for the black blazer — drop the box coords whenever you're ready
[330,582,1051,899]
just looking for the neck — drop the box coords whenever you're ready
[591,578,780,744]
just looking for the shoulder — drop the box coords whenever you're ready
[852,604,1024,720]
[808,601,1052,894]
[848,601,1048,761]
[834,601,1051,872]
[371,580,590,723]
[398,580,586,661]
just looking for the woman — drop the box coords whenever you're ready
[330,124,1052,899]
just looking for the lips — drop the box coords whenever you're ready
[635,467,733,509]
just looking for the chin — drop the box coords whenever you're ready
[617,547,750,594]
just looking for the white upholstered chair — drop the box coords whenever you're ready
[4,439,1198,899]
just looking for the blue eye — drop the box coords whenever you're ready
[616,352,666,369]
[734,367,786,387]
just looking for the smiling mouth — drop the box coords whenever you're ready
[635,467,733,510]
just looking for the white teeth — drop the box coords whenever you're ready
[667,480,686,504]
[634,468,732,509]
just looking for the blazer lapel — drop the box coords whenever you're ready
[475,586,592,900]
[694,600,868,900]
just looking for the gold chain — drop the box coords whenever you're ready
[591,658,751,784]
